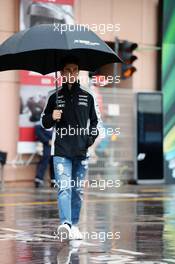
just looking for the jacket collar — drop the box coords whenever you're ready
[62,80,80,94]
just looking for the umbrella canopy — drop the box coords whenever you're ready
[0,24,122,74]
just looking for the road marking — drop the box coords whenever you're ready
[0,234,16,240]
[0,196,174,208]
[90,254,134,262]
[163,259,175,263]
[128,260,168,264]
[78,241,96,246]
[0,228,24,233]
[35,234,56,239]
[0,193,26,197]
[140,189,166,193]
[87,197,174,202]
[87,192,138,198]
[0,201,57,207]
[0,228,98,245]
[114,249,144,255]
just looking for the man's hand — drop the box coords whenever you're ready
[52,110,62,121]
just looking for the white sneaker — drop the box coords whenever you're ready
[70,225,83,240]
[57,223,71,241]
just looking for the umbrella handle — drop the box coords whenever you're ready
[55,71,59,109]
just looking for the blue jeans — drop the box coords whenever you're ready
[53,156,89,225]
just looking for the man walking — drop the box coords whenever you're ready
[41,56,99,240]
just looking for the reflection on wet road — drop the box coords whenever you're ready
[1,185,175,263]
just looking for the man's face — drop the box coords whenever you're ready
[61,63,79,84]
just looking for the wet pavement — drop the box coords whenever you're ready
[1,184,175,263]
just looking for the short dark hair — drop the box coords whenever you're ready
[60,55,79,70]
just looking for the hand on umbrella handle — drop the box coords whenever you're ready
[52,109,62,122]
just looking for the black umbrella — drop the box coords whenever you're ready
[0,24,122,107]
[0,23,122,74]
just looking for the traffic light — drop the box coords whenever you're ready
[119,41,138,79]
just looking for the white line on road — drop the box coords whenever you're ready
[163,259,175,263]
[114,249,145,255]
[0,228,24,233]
